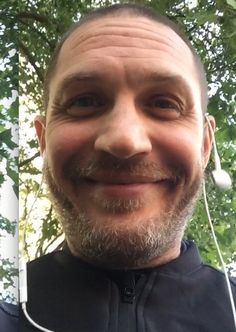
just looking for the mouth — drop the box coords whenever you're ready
[83,175,170,185]
[73,174,176,198]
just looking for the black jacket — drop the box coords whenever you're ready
[20,241,236,332]
[0,302,18,332]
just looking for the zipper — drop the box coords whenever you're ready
[121,271,136,304]
[113,270,147,332]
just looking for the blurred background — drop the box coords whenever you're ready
[0,0,18,303]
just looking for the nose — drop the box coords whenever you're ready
[94,102,152,159]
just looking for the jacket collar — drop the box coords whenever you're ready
[61,240,202,276]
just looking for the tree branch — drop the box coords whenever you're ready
[16,12,51,25]
[19,40,44,83]
[19,151,40,168]
[19,19,55,51]
[44,233,64,254]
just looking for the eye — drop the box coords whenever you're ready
[66,94,106,117]
[151,99,176,109]
[146,95,182,119]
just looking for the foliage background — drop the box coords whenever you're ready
[0,0,18,302]
[19,0,236,270]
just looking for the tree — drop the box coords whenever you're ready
[0,0,18,302]
[19,0,236,269]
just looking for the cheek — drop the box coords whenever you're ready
[152,125,203,181]
[45,122,95,177]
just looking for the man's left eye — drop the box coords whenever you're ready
[148,97,180,110]
[145,95,182,120]
[153,100,176,109]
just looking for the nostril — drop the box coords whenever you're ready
[94,131,152,159]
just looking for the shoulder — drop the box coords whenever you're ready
[180,241,236,295]
[27,249,94,287]
[28,249,92,274]
[0,302,18,332]
[27,250,65,283]
[0,302,18,318]
[28,250,62,269]
[200,263,236,288]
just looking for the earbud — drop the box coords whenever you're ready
[205,115,232,190]
[212,169,232,190]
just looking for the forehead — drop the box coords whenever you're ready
[61,15,194,62]
[49,15,200,104]
[61,15,195,64]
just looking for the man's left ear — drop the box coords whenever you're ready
[203,115,216,168]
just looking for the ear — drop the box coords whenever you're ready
[203,115,215,168]
[34,116,46,156]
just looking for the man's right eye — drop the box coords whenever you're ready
[66,94,105,117]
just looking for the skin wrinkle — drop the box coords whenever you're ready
[72,46,186,57]
[70,32,187,54]
[64,29,194,73]
[61,47,193,71]
[60,19,197,79]
[67,20,190,55]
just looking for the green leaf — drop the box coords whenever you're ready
[194,12,217,25]
[0,129,17,149]
[0,173,5,186]
[226,0,236,9]
[0,125,6,133]
[6,165,18,186]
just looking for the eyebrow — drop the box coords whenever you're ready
[53,71,192,102]
[145,72,192,93]
[142,72,193,102]
[54,72,102,101]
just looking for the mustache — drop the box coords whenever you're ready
[63,154,183,183]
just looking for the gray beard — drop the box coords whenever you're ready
[43,159,202,269]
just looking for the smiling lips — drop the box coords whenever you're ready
[68,160,180,197]
[85,174,169,185]
[76,174,176,197]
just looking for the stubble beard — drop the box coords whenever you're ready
[43,157,203,269]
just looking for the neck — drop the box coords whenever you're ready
[138,242,181,269]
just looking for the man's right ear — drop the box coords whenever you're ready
[34,116,46,156]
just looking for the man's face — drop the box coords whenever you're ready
[36,15,214,268]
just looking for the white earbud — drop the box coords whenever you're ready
[205,115,232,190]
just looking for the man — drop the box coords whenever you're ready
[20,4,236,332]
[0,301,18,332]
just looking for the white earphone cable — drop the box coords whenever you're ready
[20,174,55,331]
[20,257,55,332]
[203,179,236,331]
[21,303,54,332]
